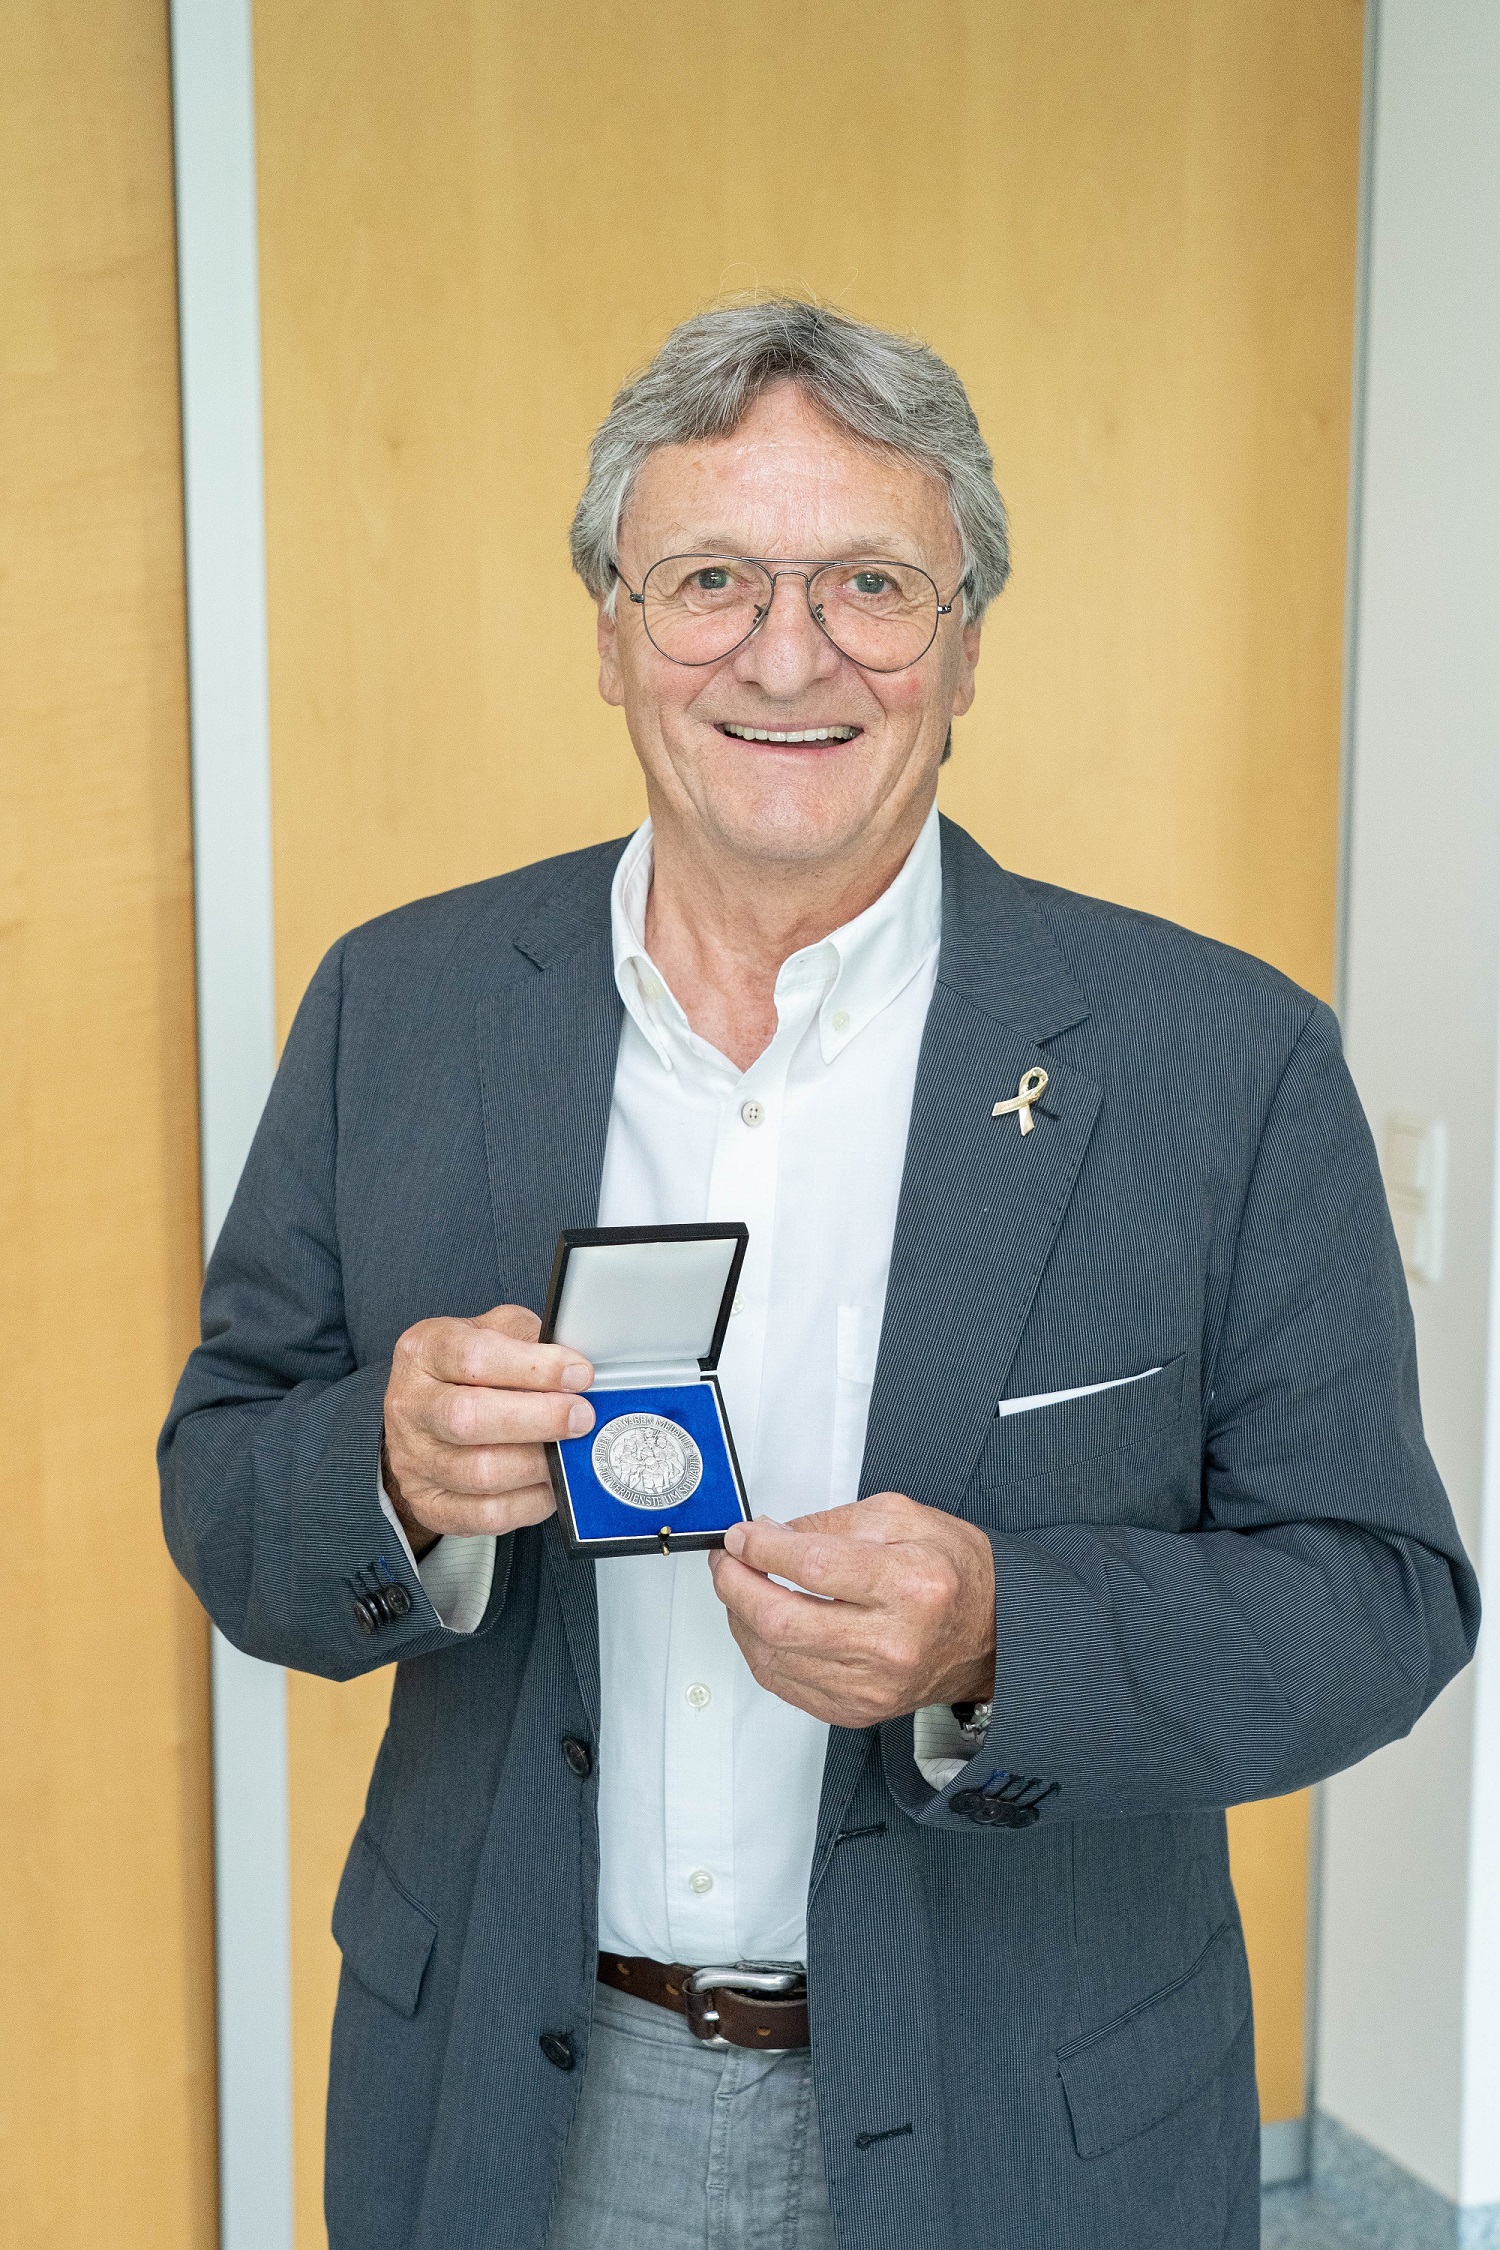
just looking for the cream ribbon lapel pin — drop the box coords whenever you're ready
[993,1066,1049,1136]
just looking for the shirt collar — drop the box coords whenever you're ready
[609,802,942,1072]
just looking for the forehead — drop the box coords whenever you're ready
[620,381,958,564]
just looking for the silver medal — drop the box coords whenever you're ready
[590,1412,704,1510]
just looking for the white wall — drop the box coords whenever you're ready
[169,1,294,2243]
[1322,0,1500,2208]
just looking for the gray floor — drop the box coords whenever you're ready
[1258,2115,1500,2250]
[1263,2180,1380,2250]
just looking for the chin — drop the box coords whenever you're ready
[699,787,877,868]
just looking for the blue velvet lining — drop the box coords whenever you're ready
[558,1381,746,1546]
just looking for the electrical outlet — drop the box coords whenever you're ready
[1382,1114,1448,1285]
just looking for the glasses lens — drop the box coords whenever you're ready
[641,556,771,665]
[809,561,940,671]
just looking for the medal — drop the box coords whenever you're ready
[591,1412,705,1509]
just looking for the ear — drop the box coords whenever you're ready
[950,618,982,719]
[597,600,625,709]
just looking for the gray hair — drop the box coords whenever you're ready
[569,298,1010,624]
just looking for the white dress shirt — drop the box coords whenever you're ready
[385,804,944,1963]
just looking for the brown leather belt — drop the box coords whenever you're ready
[597,1953,809,2050]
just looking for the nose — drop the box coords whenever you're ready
[730,571,842,694]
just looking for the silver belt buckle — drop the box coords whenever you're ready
[686,1961,805,2050]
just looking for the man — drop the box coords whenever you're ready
[161,299,1478,2250]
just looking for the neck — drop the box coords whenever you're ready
[641,800,932,1072]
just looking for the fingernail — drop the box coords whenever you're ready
[724,1523,744,1553]
[567,1402,594,1436]
[561,1363,592,1392]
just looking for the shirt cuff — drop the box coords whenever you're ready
[376,1475,496,1634]
[912,1702,978,1791]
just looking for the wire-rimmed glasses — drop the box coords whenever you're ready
[614,554,964,673]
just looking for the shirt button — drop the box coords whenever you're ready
[685,1682,712,1710]
[688,1869,715,1894]
[740,1100,765,1127]
[832,1009,850,1032]
[730,1292,745,1317]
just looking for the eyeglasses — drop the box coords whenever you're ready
[613,553,965,673]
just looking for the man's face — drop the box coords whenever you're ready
[597,382,982,871]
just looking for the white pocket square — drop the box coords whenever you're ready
[997,1367,1162,1419]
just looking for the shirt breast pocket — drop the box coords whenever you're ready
[962,1353,1195,1533]
[832,1302,882,1508]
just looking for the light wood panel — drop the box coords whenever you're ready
[0,4,216,2245]
[1229,1790,1313,2127]
[253,4,1362,2230]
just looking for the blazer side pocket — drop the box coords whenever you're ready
[1057,1920,1250,2159]
[333,1825,437,2019]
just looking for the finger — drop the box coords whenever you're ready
[420,1376,594,1448]
[709,1548,868,1653]
[779,1492,921,1543]
[408,1479,557,1540]
[720,1517,897,1606]
[408,1439,552,1499]
[415,1315,593,1394]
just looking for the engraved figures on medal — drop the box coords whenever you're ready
[591,1412,705,1510]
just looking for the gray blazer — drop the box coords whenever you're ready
[160,818,1478,2250]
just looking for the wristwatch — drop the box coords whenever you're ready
[951,1699,993,1743]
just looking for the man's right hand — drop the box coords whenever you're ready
[381,1304,595,1558]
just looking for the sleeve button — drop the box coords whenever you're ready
[950,1790,1041,1828]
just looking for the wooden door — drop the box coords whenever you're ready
[0,3,216,2243]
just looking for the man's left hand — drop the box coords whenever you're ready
[706,1492,996,1729]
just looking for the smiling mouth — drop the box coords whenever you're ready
[717,723,861,745]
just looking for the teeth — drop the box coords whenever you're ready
[721,724,859,744]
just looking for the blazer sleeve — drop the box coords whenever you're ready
[158,940,512,1679]
[890,1000,1481,1829]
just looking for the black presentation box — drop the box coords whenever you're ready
[541,1222,752,1559]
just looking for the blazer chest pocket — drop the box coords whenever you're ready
[963,1354,1194,1533]
[333,1825,437,2019]
[1057,1920,1251,2158]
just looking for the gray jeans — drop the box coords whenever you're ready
[544,1982,837,2250]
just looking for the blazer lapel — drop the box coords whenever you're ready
[475,848,626,1724]
[863,818,1102,1506]
[818,821,1103,1857]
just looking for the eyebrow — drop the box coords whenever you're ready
[654,536,931,564]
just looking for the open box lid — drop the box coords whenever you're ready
[540,1223,748,1382]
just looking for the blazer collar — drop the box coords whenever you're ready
[507,815,1088,1041]
[507,838,628,975]
[935,814,1090,1044]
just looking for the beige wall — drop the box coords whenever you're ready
[252,2,1363,2230]
[0,3,216,2245]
